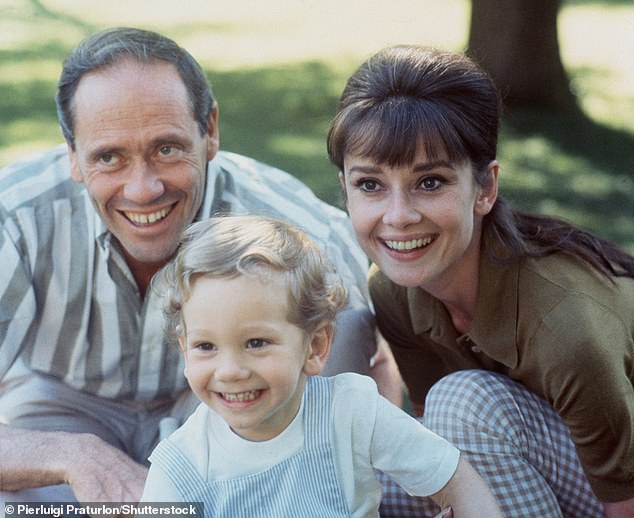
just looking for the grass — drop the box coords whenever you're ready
[1,0,633,250]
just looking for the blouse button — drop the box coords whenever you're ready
[471,345,481,353]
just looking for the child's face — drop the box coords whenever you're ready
[179,273,327,442]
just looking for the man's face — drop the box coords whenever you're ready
[68,58,219,278]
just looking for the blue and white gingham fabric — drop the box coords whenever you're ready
[378,370,605,518]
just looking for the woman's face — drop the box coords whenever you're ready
[341,146,497,293]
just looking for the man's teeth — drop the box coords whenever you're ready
[125,207,170,226]
[385,237,433,251]
[222,390,260,402]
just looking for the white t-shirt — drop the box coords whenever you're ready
[142,373,460,517]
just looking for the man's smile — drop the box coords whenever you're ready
[123,205,174,226]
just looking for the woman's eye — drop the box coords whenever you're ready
[358,179,381,192]
[246,338,267,349]
[420,176,442,191]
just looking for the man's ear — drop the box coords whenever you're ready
[303,321,333,376]
[67,142,83,184]
[475,160,499,216]
[206,105,220,161]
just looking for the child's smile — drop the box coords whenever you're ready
[180,273,313,442]
[219,390,262,403]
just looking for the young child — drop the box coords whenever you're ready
[141,215,501,517]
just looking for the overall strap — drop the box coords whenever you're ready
[150,376,349,517]
[150,439,208,501]
[303,375,333,450]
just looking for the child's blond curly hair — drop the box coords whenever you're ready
[153,214,348,339]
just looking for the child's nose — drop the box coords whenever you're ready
[215,352,250,382]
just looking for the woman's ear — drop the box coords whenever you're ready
[475,160,499,216]
[338,171,348,205]
[303,321,334,376]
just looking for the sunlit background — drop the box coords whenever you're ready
[1,0,633,249]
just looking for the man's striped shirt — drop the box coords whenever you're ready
[0,146,372,401]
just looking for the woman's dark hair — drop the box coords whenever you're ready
[56,27,215,149]
[327,44,634,279]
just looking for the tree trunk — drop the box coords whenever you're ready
[467,0,577,110]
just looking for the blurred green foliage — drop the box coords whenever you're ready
[1,0,632,250]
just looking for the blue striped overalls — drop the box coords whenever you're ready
[150,376,350,517]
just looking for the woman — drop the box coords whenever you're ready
[327,45,634,518]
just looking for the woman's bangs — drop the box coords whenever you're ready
[344,103,459,166]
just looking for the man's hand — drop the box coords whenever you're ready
[0,424,147,503]
[65,433,148,503]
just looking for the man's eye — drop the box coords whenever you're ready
[159,145,176,156]
[246,339,267,349]
[99,153,118,165]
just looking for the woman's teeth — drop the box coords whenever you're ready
[384,237,433,251]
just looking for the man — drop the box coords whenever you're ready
[0,28,393,504]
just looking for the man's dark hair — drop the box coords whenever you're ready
[56,27,215,148]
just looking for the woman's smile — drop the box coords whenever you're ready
[342,150,488,292]
[382,235,437,252]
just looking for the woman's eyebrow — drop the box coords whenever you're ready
[348,160,454,175]
[347,164,384,174]
[412,160,454,172]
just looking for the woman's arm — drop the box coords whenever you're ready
[604,497,634,518]
[368,331,404,406]
[430,455,502,517]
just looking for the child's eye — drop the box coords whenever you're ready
[246,338,268,349]
[194,342,215,352]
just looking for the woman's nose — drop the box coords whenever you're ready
[382,191,422,228]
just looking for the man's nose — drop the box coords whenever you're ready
[123,161,165,203]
